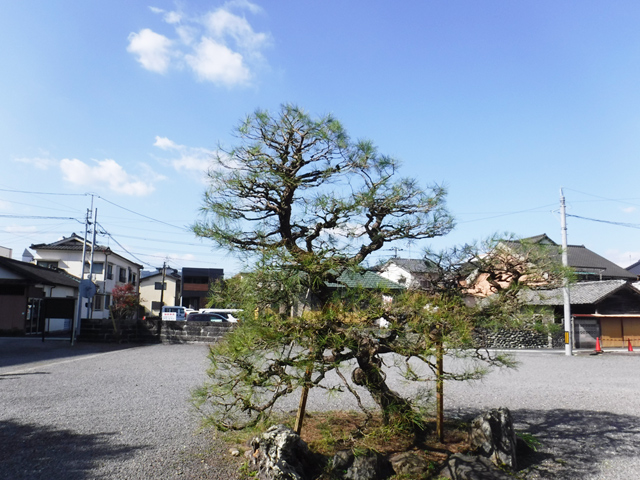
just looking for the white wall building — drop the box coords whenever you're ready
[376,258,434,290]
[28,233,142,320]
[139,266,181,317]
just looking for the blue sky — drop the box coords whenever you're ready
[2,1,640,276]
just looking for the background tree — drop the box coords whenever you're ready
[109,283,140,337]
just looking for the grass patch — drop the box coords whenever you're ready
[214,411,471,479]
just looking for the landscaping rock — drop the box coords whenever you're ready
[470,407,517,469]
[389,451,432,477]
[440,453,514,480]
[331,450,390,480]
[249,424,316,480]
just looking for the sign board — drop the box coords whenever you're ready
[162,312,177,321]
[79,279,97,299]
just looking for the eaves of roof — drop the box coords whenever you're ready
[0,256,80,288]
[522,280,631,306]
[31,241,144,269]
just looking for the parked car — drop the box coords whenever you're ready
[187,312,230,322]
[197,308,241,323]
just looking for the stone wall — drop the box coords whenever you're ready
[79,318,234,344]
[474,327,564,349]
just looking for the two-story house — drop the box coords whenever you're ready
[28,233,143,320]
[139,266,182,317]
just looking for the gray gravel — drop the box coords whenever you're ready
[2,339,639,479]
[0,338,239,480]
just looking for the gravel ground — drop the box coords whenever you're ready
[1,339,639,479]
[0,338,240,480]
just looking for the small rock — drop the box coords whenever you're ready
[229,448,240,457]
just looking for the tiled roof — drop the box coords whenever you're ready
[374,258,437,276]
[327,270,405,290]
[382,258,435,274]
[30,233,144,268]
[0,256,80,288]
[522,280,631,306]
[505,235,635,280]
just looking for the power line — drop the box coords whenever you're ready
[564,188,640,208]
[0,215,83,221]
[456,203,557,224]
[0,188,87,196]
[566,214,640,230]
[95,195,187,231]
[95,222,153,268]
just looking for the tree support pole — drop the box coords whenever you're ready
[294,367,312,435]
[436,339,444,443]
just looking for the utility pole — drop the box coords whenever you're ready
[72,204,92,345]
[159,261,167,308]
[560,188,573,356]
[88,208,98,319]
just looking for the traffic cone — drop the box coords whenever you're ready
[628,339,634,352]
[595,337,603,354]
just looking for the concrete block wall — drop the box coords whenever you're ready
[79,318,234,344]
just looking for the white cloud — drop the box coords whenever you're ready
[153,136,214,175]
[128,2,269,86]
[156,252,197,262]
[0,200,13,211]
[154,136,179,150]
[60,158,155,196]
[185,37,250,86]
[622,206,637,213]
[127,28,173,73]
[14,156,57,170]
[164,11,182,24]
[5,225,37,234]
[203,9,268,51]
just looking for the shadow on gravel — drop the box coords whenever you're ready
[0,371,50,380]
[0,338,146,371]
[0,419,146,480]
[513,408,640,479]
[453,408,640,479]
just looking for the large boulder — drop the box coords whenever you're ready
[249,425,318,480]
[469,407,517,469]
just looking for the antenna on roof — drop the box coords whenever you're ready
[386,247,404,258]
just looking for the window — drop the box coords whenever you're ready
[37,260,58,269]
[131,273,137,286]
[107,263,114,280]
[155,282,167,290]
[84,262,104,274]
[104,294,111,310]
[93,295,103,311]
[151,301,163,311]
[118,267,127,283]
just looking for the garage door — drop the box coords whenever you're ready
[574,318,599,349]
[600,318,640,348]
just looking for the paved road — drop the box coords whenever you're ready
[1,339,639,479]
